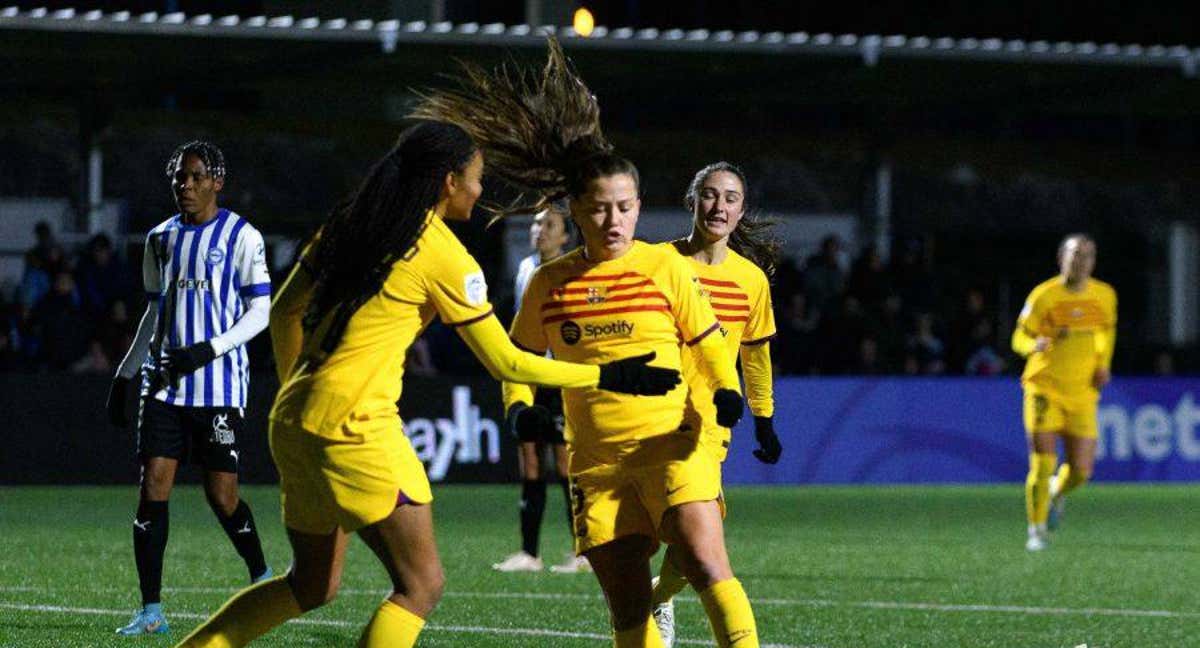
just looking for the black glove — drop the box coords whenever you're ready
[506,402,556,443]
[597,352,680,396]
[712,388,744,428]
[106,375,133,427]
[752,416,782,464]
[161,341,217,383]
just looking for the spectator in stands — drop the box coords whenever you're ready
[906,312,946,375]
[963,317,1006,376]
[75,233,134,318]
[19,237,66,309]
[30,270,87,370]
[847,243,890,312]
[803,234,844,322]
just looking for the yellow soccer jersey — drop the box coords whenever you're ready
[271,216,494,438]
[509,241,725,469]
[668,243,776,442]
[1012,276,1117,403]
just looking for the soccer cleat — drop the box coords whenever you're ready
[1047,496,1065,532]
[549,554,592,574]
[115,605,170,636]
[651,595,676,647]
[252,566,274,584]
[491,551,543,572]
[1025,525,1049,552]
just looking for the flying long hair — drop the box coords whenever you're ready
[303,121,477,357]
[409,37,623,213]
[684,161,780,278]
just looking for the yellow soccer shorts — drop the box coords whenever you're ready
[1022,390,1098,439]
[269,418,433,535]
[568,432,724,555]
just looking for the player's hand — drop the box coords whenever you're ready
[506,402,555,442]
[597,352,681,396]
[106,376,133,427]
[752,416,782,464]
[1092,367,1111,389]
[713,388,744,428]
[161,341,217,382]
[1033,336,1053,353]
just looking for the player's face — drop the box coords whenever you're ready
[443,150,484,221]
[171,153,223,219]
[530,209,569,256]
[693,170,745,244]
[1059,238,1096,282]
[571,173,640,261]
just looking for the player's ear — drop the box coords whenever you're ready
[213,176,225,193]
[440,169,457,199]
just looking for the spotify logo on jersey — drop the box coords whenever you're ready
[560,320,582,345]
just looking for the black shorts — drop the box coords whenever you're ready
[137,397,245,473]
[533,387,566,445]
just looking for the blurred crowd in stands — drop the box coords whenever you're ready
[772,234,1007,376]
[0,222,138,373]
[1,222,1178,378]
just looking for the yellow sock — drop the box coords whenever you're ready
[652,551,689,606]
[358,599,425,648]
[1051,462,1090,499]
[174,575,302,648]
[1025,452,1057,525]
[698,578,758,648]
[613,617,665,648]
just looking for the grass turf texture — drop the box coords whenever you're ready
[1,484,1197,647]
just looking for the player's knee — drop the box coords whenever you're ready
[291,575,341,611]
[204,489,239,517]
[140,474,173,500]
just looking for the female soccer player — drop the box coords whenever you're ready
[412,41,761,648]
[173,121,678,648]
[1012,233,1116,551]
[492,203,591,574]
[650,162,782,646]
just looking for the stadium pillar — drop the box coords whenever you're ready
[77,96,111,234]
[1168,221,1199,344]
[862,154,892,263]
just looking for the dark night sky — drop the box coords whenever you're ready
[11,1,1200,46]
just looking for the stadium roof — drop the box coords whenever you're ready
[2,6,1198,75]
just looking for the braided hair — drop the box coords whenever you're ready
[302,121,477,358]
[684,161,780,278]
[166,140,226,179]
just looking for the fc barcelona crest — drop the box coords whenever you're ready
[586,286,606,304]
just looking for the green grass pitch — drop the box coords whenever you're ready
[1,483,1197,647]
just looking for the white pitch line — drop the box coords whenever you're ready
[2,584,1197,621]
[0,602,805,648]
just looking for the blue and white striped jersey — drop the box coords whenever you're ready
[140,209,270,408]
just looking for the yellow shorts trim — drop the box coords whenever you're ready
[568,433,722,554]
[1022,391,1098,439]
[270,418,433,535]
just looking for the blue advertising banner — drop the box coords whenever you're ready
[722,377,1200,484]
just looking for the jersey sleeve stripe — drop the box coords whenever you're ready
[684,321,721,346]
[717,315,750,324]
[542,304,670,325]
[238,282,272,297]
[706,290,748,300]
[445,307,495,328]
[541,290,669,311]
[711,302,750,312]
[741,332,777,346]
